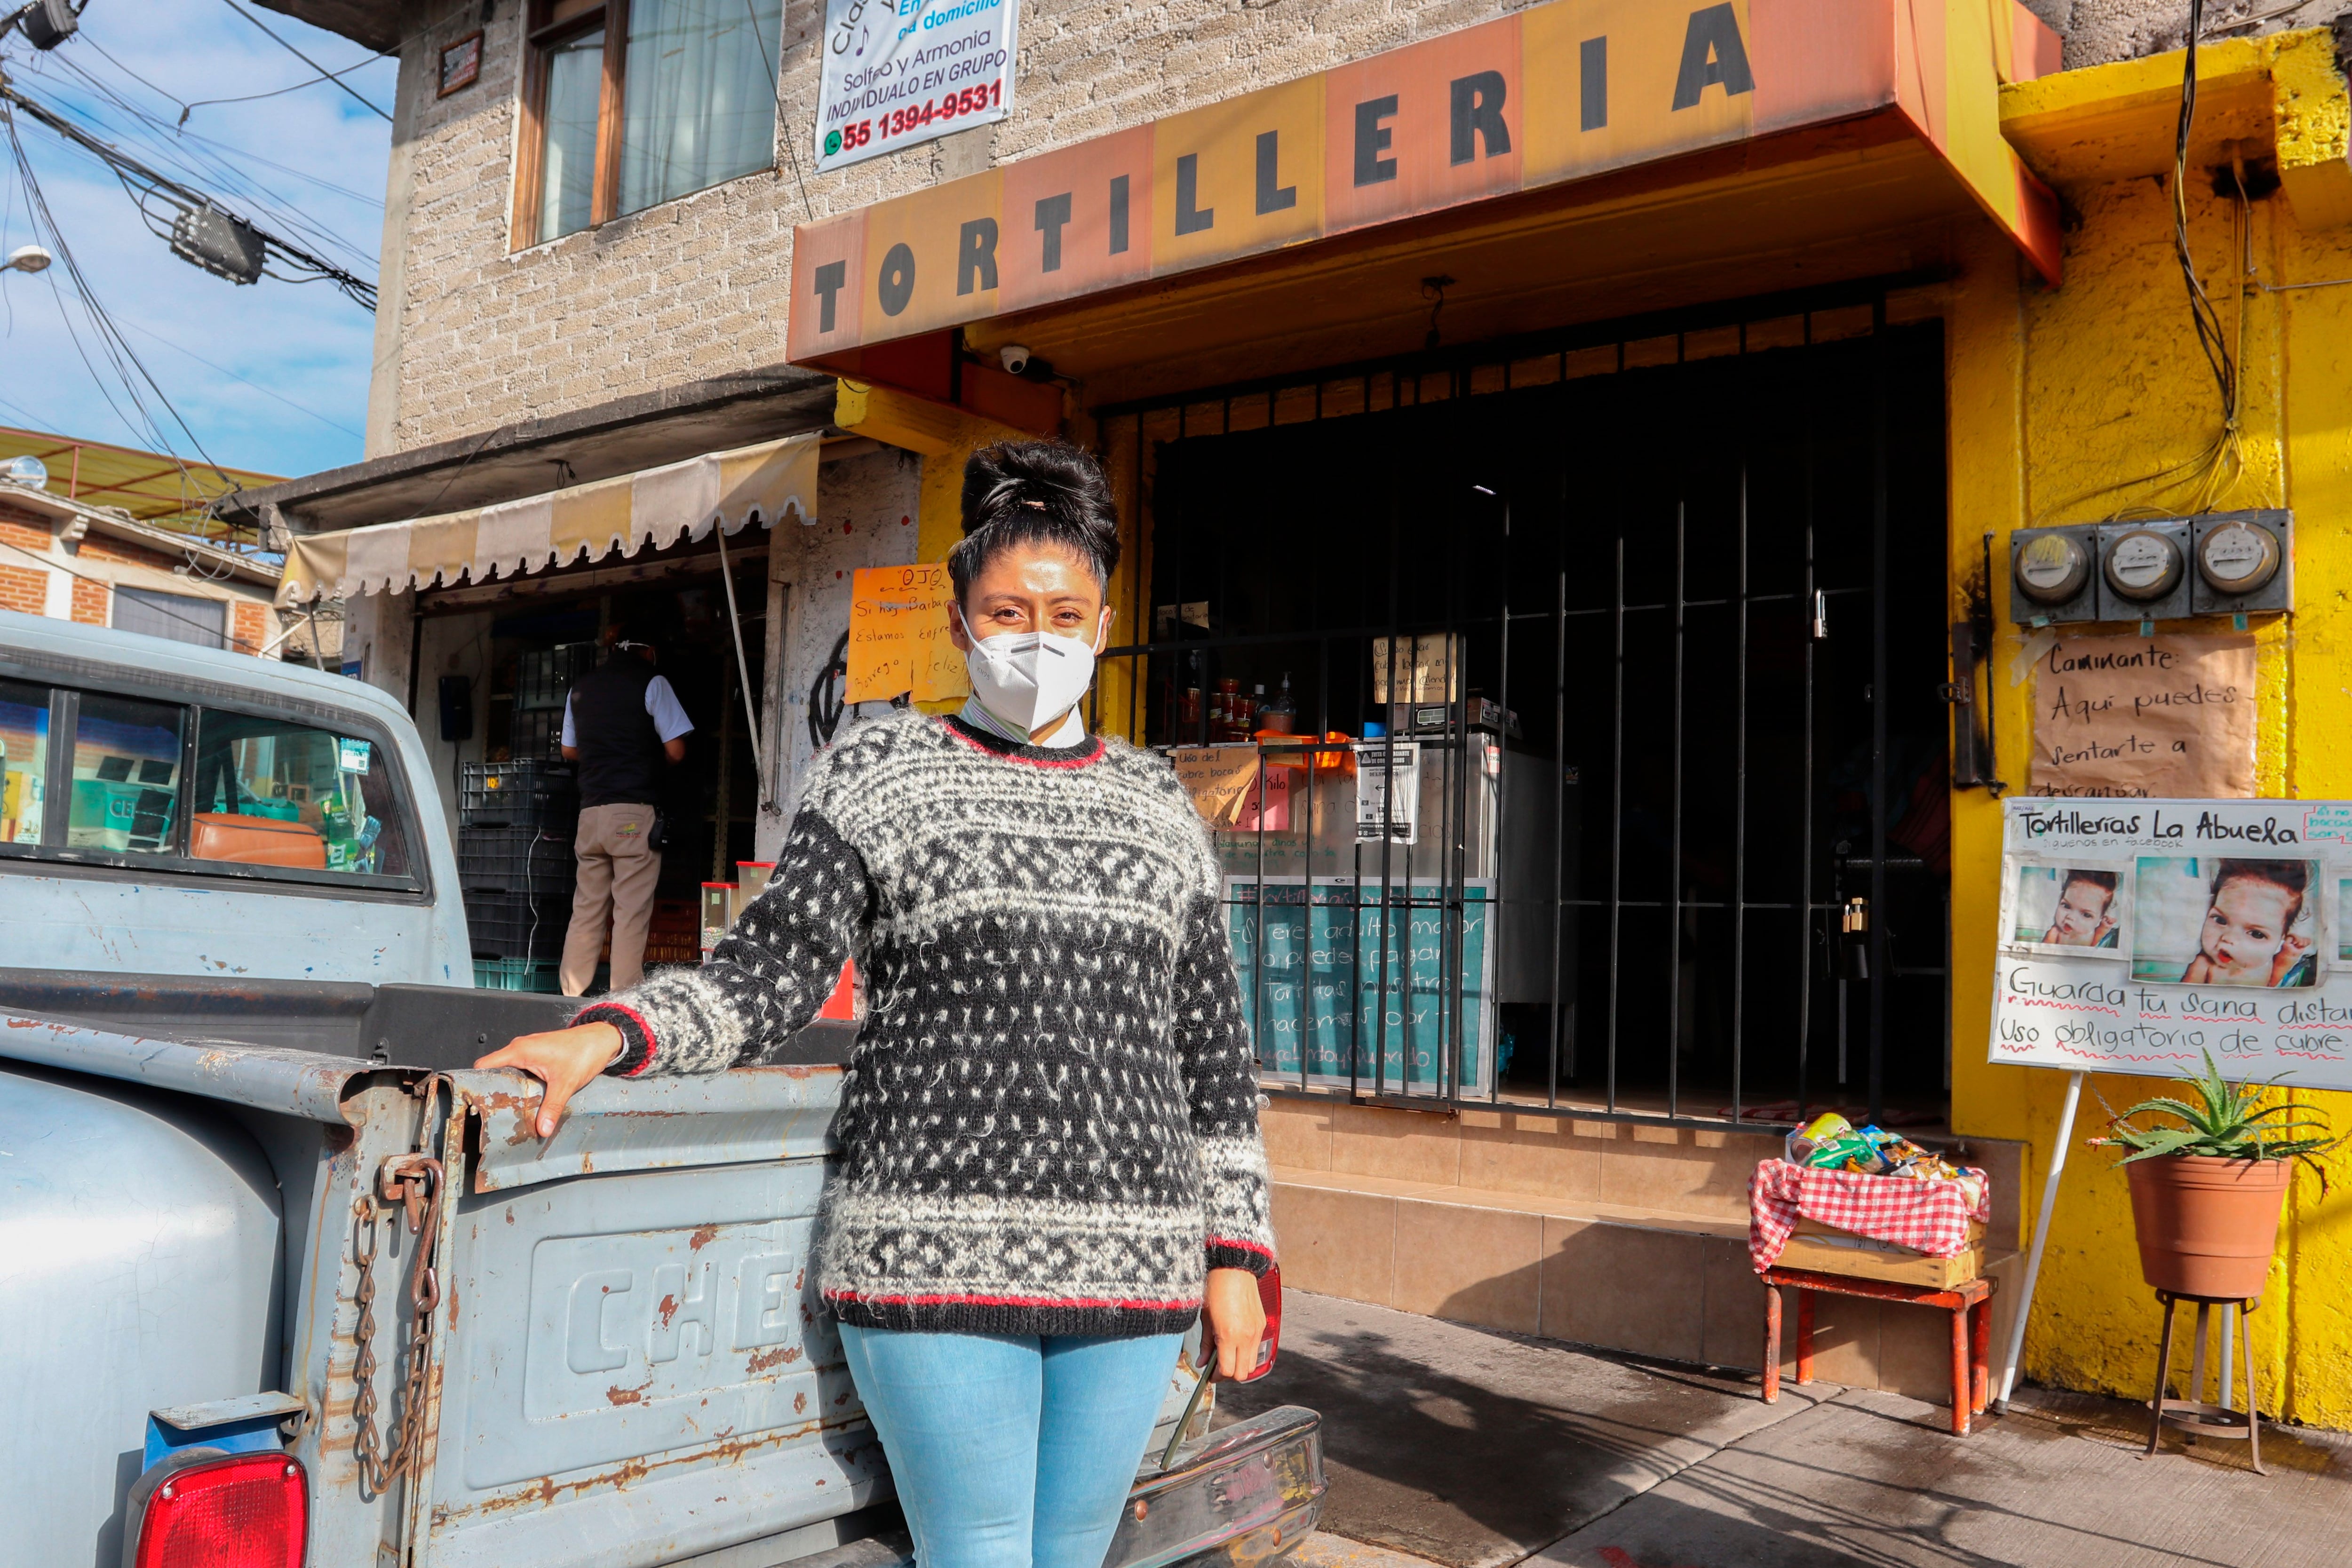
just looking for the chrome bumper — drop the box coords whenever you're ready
[1107,1405,1327,1568]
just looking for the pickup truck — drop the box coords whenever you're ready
[0,610,1324,1568]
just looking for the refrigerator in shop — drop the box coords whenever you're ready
[1211,729,1571,1099]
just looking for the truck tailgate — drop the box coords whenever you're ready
[415,1067,887,1568]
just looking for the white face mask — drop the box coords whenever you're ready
[958,604,1107,734]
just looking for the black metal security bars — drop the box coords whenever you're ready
[1090,279,1955,1131]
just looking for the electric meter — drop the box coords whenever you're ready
[2100,528,2183,603]
[2195,520,2279,595]
[2014,531,2089,605]
[2188,511,2292,614]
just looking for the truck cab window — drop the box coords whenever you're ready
[191,710,412,878]
[70,692,184,855]
[0,678,48,845]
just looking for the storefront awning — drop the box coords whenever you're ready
[277,434,819,605]
[787,0,2062,370]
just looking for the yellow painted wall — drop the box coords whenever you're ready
[1949,32,2352,1425]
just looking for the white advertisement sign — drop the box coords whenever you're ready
[1991,796,2352,1092]
[815,0,1017,172]
[1352,741,1419,845]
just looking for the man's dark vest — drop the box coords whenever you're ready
[570,655,664,810]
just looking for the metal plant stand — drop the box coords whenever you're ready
[2145,1290,2263,1474]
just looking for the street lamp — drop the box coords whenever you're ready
[4,245,52,274]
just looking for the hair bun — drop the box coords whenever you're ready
[949,442,1123,604]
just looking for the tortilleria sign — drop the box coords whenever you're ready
[787,0,2062,361]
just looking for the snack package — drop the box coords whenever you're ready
[1784,1111,1853,1166]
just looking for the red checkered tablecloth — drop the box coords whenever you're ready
[1748,1157,1990,1274]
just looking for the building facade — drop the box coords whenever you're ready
[253,0,2352,1428]
[0,475,283,653]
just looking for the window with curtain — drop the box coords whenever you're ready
[520,0,783,247]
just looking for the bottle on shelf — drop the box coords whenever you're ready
[1259,672,1297,734]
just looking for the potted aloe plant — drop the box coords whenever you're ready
[2098,1054,2337,1298]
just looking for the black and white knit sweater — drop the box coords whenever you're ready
[574,710,1277,1338]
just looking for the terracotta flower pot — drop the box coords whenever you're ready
[2124,1154,2291,1298]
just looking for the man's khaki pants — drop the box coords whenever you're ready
[562,803,660,996]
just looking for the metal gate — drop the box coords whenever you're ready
[1089,279,1955,1130]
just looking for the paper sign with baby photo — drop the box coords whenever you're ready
[1991,797,2352,1092]
[2028,631,2255,798]
[845,564,971,703]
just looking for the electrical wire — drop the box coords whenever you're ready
[215,0,390,122]
[176,55,383,123]
[120,317,365,438]
[2035,0,2246,524]
[740,0,813,223]
[1,77,377,308]
[24,31,387,283]
[2,102,278,559]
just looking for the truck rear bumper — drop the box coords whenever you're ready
[766,1405,1325,1568]
[1109,1404,1326,1568]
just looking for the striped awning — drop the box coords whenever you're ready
[277,434,819,605]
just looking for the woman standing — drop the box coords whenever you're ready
[478,440,1276,1568]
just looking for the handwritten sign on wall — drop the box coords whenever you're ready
[1172,746,1265,827]
[2030,631,2255,798]
[845,564,969,704]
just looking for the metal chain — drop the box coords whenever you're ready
[350,1078,450,1499]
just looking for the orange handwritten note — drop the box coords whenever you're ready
[846,564,969,703]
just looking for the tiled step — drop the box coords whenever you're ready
[1263,1096,2028,1407]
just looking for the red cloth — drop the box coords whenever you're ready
[1748,1158,1990,1274]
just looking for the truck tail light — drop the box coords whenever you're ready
[1240,1264,1283,1383]
[130,1452,307,1568]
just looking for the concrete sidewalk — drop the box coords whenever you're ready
[1219,1291,2352,1568]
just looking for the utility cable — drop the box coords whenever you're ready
[2033,0,2244,524]
[215,0,390,122]
[1,75,376,307]
[2,99,269,557]
[740,0,813,223]
[25,49,378,278]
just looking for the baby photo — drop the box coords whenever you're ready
[2132,856,2320,988]
[2011,865,2125,952]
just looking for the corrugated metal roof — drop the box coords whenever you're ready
[0,425,283,540]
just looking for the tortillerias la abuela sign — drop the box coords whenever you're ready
[787,0,2062,361]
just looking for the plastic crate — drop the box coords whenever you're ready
[507,706,565,763]
[517,642,597,713]
[459,758,578,829]
[464,886,572,960]
[474,958,561,992]
[458,824,575,896]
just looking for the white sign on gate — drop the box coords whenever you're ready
[815,0,1018,173]
[1991,796,2352,1092]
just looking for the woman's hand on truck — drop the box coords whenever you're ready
[474,1023,625,1137]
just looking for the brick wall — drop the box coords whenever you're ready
[0,562,48,617]
[79,535,188,572]
[230,600,269,655]
[0,515,48,556]
[70,578,108,625]
[376,0,2352,453]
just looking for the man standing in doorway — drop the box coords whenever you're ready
[559,624,693,996]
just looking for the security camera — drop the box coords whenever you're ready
[999,344,1031,376]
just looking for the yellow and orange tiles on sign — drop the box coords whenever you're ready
[786,0,2062,363]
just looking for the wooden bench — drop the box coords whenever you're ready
[1761,1266,1995,1435]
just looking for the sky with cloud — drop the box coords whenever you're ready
[0,1,397,486]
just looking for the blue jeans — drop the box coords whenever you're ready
[838,1325,1185,1568]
